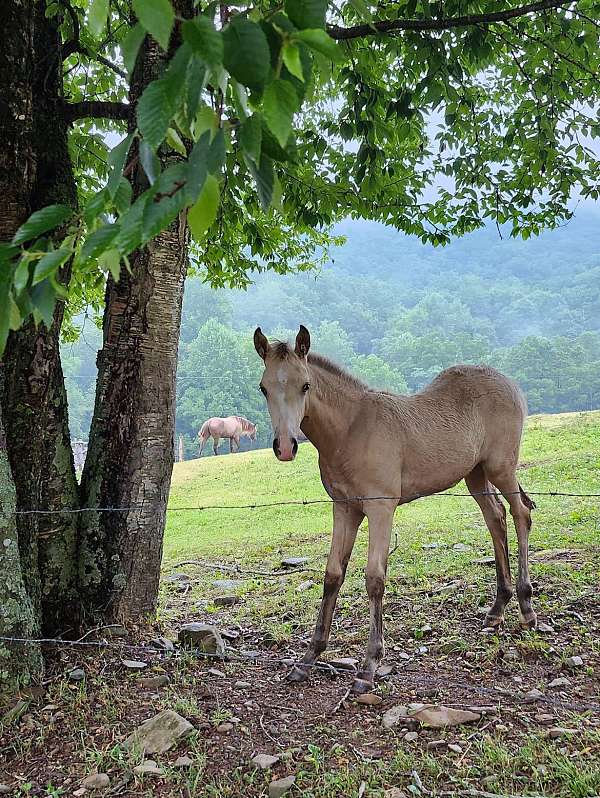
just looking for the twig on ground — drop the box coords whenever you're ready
[330,687,351,715]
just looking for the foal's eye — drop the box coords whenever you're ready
[259,385,267,397]
[302,383,310,393]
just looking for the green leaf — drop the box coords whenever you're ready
[185,131,210,202]
[30,279,57,326]
[263,79,299,147]
[285,0,326,30]
[139,140,161,185]
[113,178,133,214]
[84,188,109,225]
[282,42,304,81]
[167,127,187,156]
[12,205,73,245]
[13,258,31,293]
[32,248,71,285]
[239,114,262,164]
[192,105,218,141]
[206,128,225,174]
[188,174,220,240]
[99,248,121,282]
[248,154,275,210]
[133,0,174,50]
[121,22,146,75]
[182,17,223,65]
[80,224,121,262]
[115,193,150,254]
[88,0,109,37]
[223,17,270,91]
[185,56,207,123]
[137,79,175,150]
[260,122,292,162]
[142,163,189,240]
[293,29,344,62]
[107,134,134,196]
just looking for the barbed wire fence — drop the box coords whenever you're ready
[2,484,599,716]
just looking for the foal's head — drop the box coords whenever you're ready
[254,325,311,462]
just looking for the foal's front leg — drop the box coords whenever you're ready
[288,502,364,683]
[353,501,395,694]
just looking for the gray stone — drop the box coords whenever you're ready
[150,637,175,651]
[165,573,191,583]
[548,727,577,739]
[524,688,545,702]
[178,623,225,656]
[548,677,570,689]
[329,657,358,671]
[251,753,280,769]
[448,744,463,753]
[427,740,447,750]
[123,710,194,755]
[453,543,471,551]
[139,675,170,689]
[404,731,419,742]
[234,680,251,689]
[208,668,226,677]
[355,693,382,706]
[377,664,394,677]
[82,773,110,790]
[212,579,244,589]
[473,557,496,566]
[68,667,85,682]
[537,622,554,633]
[0,786,10,795]
[121,659,148,670]
[174,755,194,768]
[269,775,296,798]
[133,760,163,776]
[410,705,481,728]
[565,655,584,669]
[281,557,309,568]
[296,580,315,592]
[382,705,408,729]
[213,595,240,606]
[217,722,233,733]
[503,649,521,662]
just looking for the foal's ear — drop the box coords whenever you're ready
[295,325,311,358]
[254,327,269,360]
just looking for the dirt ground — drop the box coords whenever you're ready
[2,544,600,798]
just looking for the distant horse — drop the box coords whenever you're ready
[254,325,536,694]
[198,416,257,456]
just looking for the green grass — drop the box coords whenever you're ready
[165,409,600,568]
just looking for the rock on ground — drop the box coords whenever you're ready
[123,710,194,755]
[81,773,110,790]
[178,623,225,655]
[382,705,408,729]
[251,753,280,769]
[269,775,296,798]
[410,705,481,728]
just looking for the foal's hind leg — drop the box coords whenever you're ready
[288,502,364,684]
[488,472,536,629]
[465,465,513,628]
[212,436,219,456]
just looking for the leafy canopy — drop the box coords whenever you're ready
[2,0,600,352]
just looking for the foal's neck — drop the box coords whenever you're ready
[301,359,364,455]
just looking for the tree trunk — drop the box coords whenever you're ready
[78,26,189,620]
[0,380,43,685]
[0,0,80,645]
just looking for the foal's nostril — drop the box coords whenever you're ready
[273,438,280,456]
[292,438,298,456]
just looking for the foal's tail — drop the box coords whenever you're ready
[198,420,210,439]
[518,482,536,511]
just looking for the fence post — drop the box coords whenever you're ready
[178,435,184,463]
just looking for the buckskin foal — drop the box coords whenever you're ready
[254,325,536,694]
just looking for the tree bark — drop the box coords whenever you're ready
[78,24,189,620]
[0,0,80,642]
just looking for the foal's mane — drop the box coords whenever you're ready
[271,341,367,393]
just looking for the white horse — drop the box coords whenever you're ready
[198,416,257,455]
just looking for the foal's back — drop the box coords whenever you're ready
[355,364,526,497]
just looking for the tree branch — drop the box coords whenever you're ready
[63,42,127,79]
[63,100,131,122]
[327,0,573,40]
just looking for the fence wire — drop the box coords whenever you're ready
[7,487,600,516]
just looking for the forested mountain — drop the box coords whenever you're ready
[63,209,600,456]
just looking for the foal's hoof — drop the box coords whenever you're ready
[519,611,538,630]
[482,613,504,631]
[287,665,310,684]
[351,676,375,695]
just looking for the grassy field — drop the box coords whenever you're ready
[3,410,600,797]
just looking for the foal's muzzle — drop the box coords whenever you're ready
[273,437,298,461]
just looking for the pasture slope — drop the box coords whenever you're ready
[2,411,599,797]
